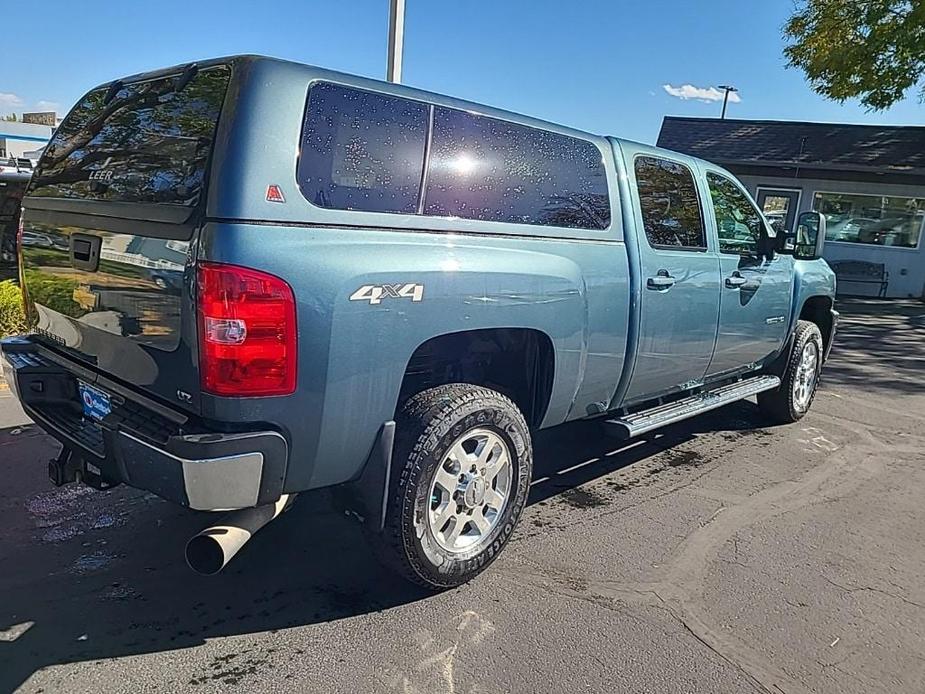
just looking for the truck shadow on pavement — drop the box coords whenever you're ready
[823,297,925,395]
[0,400,774,692]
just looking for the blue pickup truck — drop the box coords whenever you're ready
[2,56,836,589]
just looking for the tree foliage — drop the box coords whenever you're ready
[784,0,925,110]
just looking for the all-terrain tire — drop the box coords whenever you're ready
[758,320,824,424]
[371,384,533,590]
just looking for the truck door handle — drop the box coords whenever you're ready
[647,271,676,290]
[725,272,747,288]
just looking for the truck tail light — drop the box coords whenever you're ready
[197,262,297,397]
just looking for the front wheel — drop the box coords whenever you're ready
[758,320,823,423]
[371,384,533,590]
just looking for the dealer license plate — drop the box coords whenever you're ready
[78,381,111,421]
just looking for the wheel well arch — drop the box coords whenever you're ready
[396,328,555,428]
[799,295,834,354]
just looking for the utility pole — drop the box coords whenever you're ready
[718,85,738,119]
[387,0,406,83]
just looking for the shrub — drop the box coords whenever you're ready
[21,270,84,318]
[0,280,26,337]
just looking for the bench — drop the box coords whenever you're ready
[831,260,889,297]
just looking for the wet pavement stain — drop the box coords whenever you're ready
[189,650,269,686]
[720,428,774,444]
[663,450,705,468]
[558,487,609,509]
[69,550,116,575]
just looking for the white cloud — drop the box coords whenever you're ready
[33,100,61,113]
[0,92,25,113]
[662,83,741,104]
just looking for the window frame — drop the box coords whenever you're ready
[705,170,769,257]
[632,154,708,253]
[296,79,614,235]
[811,189,924,252]
[755,186,803,233]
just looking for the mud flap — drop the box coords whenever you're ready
[336,421,395,533]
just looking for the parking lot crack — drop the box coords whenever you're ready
[670,611,773,694]
[821,575,924,609]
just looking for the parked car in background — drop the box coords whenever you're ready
[0,159,33,186]
[2,56,837,590]
[828,216,917,247]
[20,230,56,248]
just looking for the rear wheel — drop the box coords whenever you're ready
[758,320,823,423]
[372,384,532,589]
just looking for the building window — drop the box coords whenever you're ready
[298,83,429,214]
[813,192,924,249]
[706,172,764,255]
[634,156,705,249]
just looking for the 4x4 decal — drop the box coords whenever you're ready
[349,283,424,305]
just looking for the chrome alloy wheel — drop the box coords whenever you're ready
[792,340,819,412]
[426,428,514,553]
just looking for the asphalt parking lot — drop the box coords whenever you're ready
[1,298,923,694]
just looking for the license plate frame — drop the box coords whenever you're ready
[78,381,111,421]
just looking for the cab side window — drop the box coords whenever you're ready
[706,172,764,255]
[634,156,705,249]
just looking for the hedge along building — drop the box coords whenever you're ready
[658,117,925,299]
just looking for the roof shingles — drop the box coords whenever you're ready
[656,117,925,174]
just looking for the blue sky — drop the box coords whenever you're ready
[2,0,921,143]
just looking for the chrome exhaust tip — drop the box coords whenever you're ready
[185,494,294,576]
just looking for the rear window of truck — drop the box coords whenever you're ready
[298,82,610,230]
[28,65,230,207]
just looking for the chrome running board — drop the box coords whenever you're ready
[604,375,781,439]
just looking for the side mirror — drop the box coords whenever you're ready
[782,212,826,260]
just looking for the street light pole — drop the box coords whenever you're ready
[718,84,738,119]
[387,0,406,83]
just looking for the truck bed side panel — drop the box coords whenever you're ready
[197,223,630,490]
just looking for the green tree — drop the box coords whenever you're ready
[784,1,925,110]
